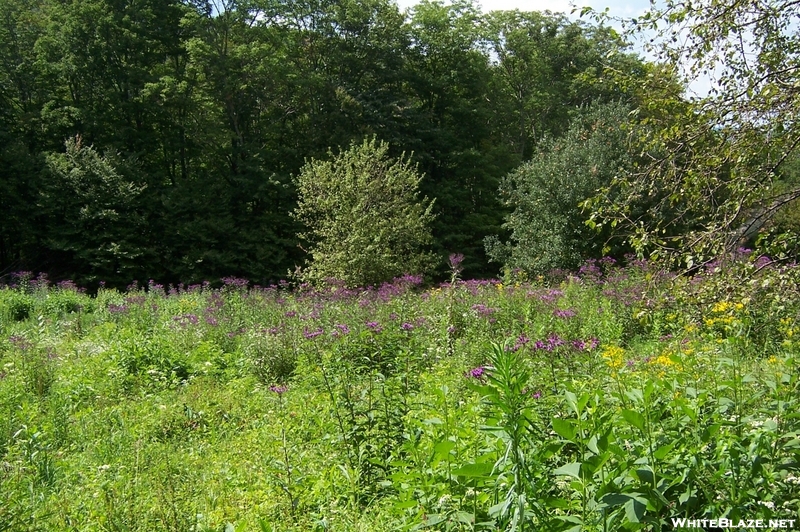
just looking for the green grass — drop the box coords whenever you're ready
[0,259,799,531]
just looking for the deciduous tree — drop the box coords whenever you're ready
[293,137,435,287]
[586,0,800,266]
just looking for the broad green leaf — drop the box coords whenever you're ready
[552,418,577,442]
[393,500,418,510]
[553,462,582,479]
[433,440,455,459]
[621,409,646,431]
[653,442,675,460]
[452,463,494,477]
[624,497,646,523]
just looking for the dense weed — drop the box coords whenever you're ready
[0,256,798,530]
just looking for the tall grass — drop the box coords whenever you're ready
[0,256,798,530]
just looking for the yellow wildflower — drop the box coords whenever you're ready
[601,345,625,370]
[712,301,731,313]
[653,352,677,368]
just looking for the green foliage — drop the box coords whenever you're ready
[586,0,800,266]
[487,102,635,274]
[0,0,645,283]
[243,329,297,385]
[484,11,644,159]
[42,137,147,286]
[1,291,34,322]
[1,258,800,529]
[294,137,436,286]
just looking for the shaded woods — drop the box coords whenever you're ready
[0,0,645,286]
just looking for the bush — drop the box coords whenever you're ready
[486,102,635,274]
[1,291,34,322]
[293,137,436,287]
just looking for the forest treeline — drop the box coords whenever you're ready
[0,0,652,287]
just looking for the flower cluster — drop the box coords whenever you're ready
[303,327,324,340]
[466,366,487,381]
[601,345,625,370]
[332,323,350,338]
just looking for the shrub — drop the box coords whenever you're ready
[486,102,635,274]
[1,291,34,322]
[293,137,436,287]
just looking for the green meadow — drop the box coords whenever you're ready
[1,256,799,531]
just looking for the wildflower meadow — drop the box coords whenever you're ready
[1,253,799,531]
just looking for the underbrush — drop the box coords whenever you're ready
[0,256,798,531]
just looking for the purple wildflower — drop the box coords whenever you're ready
[532,391,542,400]
[449,253,464,269]
[108,304,129,314]
[269,384,288,395]
[366,321,383,334]
[221,276,249,288]
[57,279,78,291]
[303,327,324,340]
[9,335,31,350]
[510,333,530,352]
[284,311,297,318]
[553,308,577,319]
[547,334,564,349]
[578,260,602,280]
[125,295,145,306]
[148,280,164,294]
[471,304,496,316]
[173,314,199,326]
[400,322,414,331]
[466,366,486,380]
[34,273,49,289]
[539,289,564,304]
[332,323,351,338]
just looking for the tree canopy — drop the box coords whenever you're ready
[585,0,800,267]
[487,102,636,274]
[0,0,649,286]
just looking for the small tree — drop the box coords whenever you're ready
[41,136,147,286]
[293,137,436,287]
[485,102,635,274]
